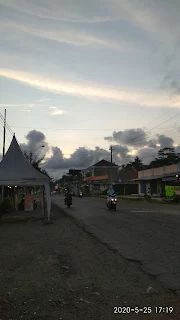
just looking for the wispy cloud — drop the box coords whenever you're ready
[0,0,122,23]
[0,103,45,108]
[1,18,130,51]
[36,98,50,102]
[0,68,179,108]
[119,0,179,43]
[49,107,66,116]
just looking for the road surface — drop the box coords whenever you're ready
[52,195,180,292]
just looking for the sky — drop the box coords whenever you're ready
[1,0,180,178]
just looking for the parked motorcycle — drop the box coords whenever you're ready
[106,195,117,211]
[79,191,83,198]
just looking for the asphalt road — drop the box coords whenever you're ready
[52,195,180,292]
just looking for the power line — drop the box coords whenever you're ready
[0,113,14,136]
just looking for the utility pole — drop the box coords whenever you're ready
[2,109,6,200]
[110,145,114,186]
[3,109,6,158]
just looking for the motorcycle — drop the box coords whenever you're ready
[65,195,72,208]
[144,192,152,201]
[106,195,117,211]
[79,191,83,198]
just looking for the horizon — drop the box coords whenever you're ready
[1,0,180,178]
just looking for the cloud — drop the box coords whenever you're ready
[138,147,158,164]
[0,0,123,23]
[120,0,180,43]
[20,130,49,157]
[156,134,174,149]
[0,68,179,107]
[44,144,131,171]
[17,128,180,177]
[48,107,66,116]
[36,98,50,102]
[0,103,46,108]
[104,128,148,147]
[1,17,128,51]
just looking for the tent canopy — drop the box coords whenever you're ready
[0,135,51,219]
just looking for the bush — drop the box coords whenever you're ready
[0,197,13,214]
[160,192,166,198]
[172,194,180,203]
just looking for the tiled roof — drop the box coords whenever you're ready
[93,159,118,167]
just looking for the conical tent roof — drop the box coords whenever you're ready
[0,135,49,184]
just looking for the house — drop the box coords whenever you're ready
[132,163,180,196]
[82,159,119,195]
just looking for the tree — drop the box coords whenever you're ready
[131,156,144,171]
[23,150,51,179]
[149,147,180,168]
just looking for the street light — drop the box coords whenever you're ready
[33,145,45,155]
[30,145,45,163]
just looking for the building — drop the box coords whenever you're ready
[133,163,180,196]
[82,159,119,195]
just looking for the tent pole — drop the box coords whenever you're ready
[2,109,6,200]
[41,186,45,217]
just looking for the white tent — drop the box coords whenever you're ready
[0,135,51,220]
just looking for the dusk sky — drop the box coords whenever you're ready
[0,0,180,177]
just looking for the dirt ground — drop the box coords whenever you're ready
[0,204,180,320]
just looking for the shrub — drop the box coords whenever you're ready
[160,192,166,198]
[0,197,13,214]
[172,194,180,203]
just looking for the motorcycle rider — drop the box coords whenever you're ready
[64,187,72,205]
[107,186,116,207]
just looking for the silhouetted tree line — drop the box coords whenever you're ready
[119,147,180,182]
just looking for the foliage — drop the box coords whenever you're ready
[23,150,51,179]
[0,197,13,215]
[172,194,180,203]
[148,147,180,168]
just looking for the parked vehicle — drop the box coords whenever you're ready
[106,195,117,211]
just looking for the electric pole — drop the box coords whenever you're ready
[3,109,6,158]
[2,109,6,200]
[110,145,114,186]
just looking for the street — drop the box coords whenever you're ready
[52,195,180,292]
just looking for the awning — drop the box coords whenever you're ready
[162,177,177,182]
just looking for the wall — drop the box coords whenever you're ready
[138,164,179,178]
[165,164,177,174]
[94,167,118,182]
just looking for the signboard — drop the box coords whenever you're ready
[24,195,34,211]
[165,186,179,197]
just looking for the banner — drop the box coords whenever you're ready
[24,195,34,211]
[165,186,179,197]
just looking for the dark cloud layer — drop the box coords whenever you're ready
[16,128,179,177]
[20,130,49,157]
[104,128,148,147]
[44,145,131,170]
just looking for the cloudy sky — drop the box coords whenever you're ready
[1,0,180,178]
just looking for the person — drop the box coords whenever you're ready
[64,188,72,205]
[107,186,116,206]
